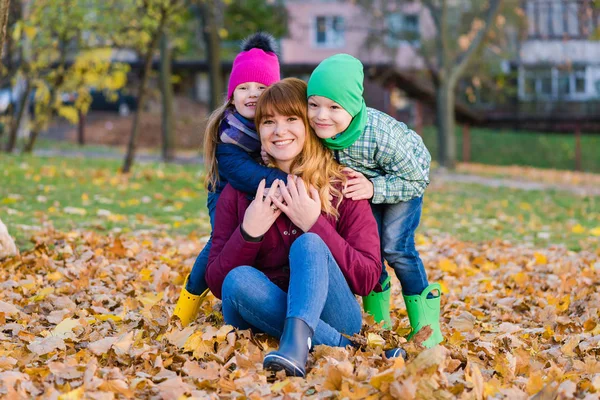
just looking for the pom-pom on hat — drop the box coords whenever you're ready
[227,32,281,99]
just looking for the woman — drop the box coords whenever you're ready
[205,78,402,378]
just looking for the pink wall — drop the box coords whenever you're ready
[281,1,435,70]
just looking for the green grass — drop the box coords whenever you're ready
[1,155,208,250]
[31,138,123,155]
[421,127,600,173]
[1,155,598,252]
[423,181,599,251]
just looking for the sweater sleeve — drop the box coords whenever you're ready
[205,185,263,299]
[216,143,289,194]
[308,199,381,296]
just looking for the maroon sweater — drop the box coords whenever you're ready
[206,184,382,299]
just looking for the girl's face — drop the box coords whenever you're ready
[259,111,306,173]
[307,95,353,139]
[233,82,267,119]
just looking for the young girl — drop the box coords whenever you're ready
[173,33,288,326]
[205,78,403,378]
[306,54,443,348]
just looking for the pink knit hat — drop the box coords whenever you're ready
[227,33,281,99]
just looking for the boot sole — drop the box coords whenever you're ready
[263,354,305,378]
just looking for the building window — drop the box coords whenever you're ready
[524,0,594,38]
[521,66,588,100]
[314,16,344,48]
[385,13,420,47]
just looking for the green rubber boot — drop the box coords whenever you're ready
[362,277,392,329]
[403,283,443,348]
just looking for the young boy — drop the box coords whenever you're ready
[307,54,442,348]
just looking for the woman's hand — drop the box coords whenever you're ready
[241,179,282,238]
[271,176,321,232]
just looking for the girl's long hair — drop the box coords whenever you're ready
[204,99,233,191]
[255,78,347,218]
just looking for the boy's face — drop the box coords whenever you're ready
[307,95,353,139]
[233,82,267,119]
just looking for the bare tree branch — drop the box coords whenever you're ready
[451,0,503,82]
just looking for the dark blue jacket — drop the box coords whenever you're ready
[213,143,288,195]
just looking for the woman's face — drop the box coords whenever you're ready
[259,111,306,171]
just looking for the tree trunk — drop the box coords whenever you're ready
[200,1,222,111]
[22,127,38,153]
[5,79,30,153]
[77,109,85,145]
[0,0,10,59]
[435,79,457,169]
[160,32,175,161]
[122,28,163,174]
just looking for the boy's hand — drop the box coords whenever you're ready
[342,167,374,200]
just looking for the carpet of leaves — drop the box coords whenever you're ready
[0,229,599,399]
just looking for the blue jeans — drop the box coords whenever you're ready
[186,191,219,295]
[370,196,428,296]
[220,233,362,347]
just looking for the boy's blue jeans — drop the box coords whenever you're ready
[186,191,219,295]
[220,233,362,347]
[370,196,429,296]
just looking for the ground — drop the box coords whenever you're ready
[0,155,599,398]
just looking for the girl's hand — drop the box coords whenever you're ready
[260,148,270,165]
[342,167,374,200]
[242,179,282,238]
[271,176,321,232]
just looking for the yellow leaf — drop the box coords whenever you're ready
[140,268,152,282]
[438,258,458,274]
[415,233,429,245]
[519,202,532,211]
[370,369,395,390]
[51,318,81,340]
[58,386,84,400]
[137,292,164,309]
[47,271,63,282]
[534,252,547,265]
[30,287,55,302]
[57,106,79,124]
[215,325,234,341]
[271,379,290,392]
[512,272,528,286]
[525,370,545,395]
[367,332,386,348]
[448,330,463,346]
[571,224,586,234]
[590,227,600,237]
[23,26,38,40]
[94,314,122,322]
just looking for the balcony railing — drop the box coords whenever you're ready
[524,0,599,40]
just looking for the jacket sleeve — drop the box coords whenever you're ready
[370,122,431,204]
[205,185,263,299]
[216,143,289,194]
[308,199,381,296]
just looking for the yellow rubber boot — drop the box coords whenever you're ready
[173,275,209,326]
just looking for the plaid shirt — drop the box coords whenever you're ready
[334,108,431,204]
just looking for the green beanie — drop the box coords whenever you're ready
[307,54,367,150]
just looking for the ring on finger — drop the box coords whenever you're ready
[270,204,278,211]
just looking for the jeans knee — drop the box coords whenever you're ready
[222,265,255,301]
[291,232,326,254]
